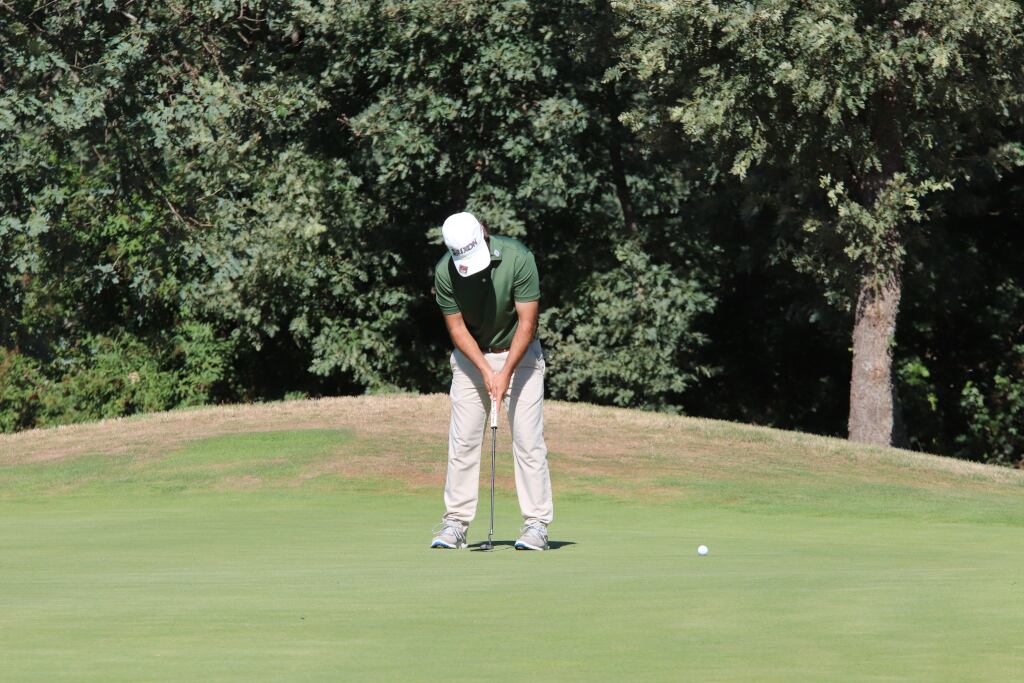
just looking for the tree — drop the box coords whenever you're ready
[1,1,717,426]
[288,0,718,404]
[617,0,1024,445]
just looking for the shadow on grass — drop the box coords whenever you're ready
[467,540,576,552]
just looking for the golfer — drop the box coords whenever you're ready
[430,212,553,551]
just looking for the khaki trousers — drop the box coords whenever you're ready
[444,338,553,528]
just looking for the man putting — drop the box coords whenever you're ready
[430,212,553,551]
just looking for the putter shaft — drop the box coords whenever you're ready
[488,423,496,545]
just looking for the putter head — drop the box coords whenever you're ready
[477,541,494,552]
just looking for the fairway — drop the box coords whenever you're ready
[2,396,1023,682]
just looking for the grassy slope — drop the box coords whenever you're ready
[1,395,1022,682]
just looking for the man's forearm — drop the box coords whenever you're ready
[499,312,537,379]
[447,318,492,377]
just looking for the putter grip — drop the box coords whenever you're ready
[491,403,498,429]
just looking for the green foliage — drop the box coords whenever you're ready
[617,0,1024,296]
[37,335,180,426]
[614,0,1024,455]
[959,354,1024,467]
[171,322,235,407]
[542,243,715,411]
[14,329,233,430]
[887,197,1024,463]
[0,349,46,432]
[0,0,653,420]
[1,1,1023,466]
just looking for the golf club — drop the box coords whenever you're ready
[478,400,498,551]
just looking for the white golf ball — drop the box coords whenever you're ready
[697,545,709,556]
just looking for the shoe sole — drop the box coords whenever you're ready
[514,541,548,551]
[430,540,466,549]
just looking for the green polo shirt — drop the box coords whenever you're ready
[434,235,541,349]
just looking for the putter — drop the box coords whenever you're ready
[478,401,498,551]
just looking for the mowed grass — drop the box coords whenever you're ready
[1,395,1023,682]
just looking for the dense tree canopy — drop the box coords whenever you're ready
[1,1,1022,466]
[616,0,1024,445]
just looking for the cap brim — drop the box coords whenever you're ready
[455,246,491,277]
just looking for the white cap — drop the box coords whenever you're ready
[442,212,490,277]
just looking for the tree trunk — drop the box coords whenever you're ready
[849,80,903,447]
[848,272,902,445]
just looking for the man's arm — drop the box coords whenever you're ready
[443,311,497,395]
[490,299,538,402]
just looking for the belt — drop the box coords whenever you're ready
[484,346,510,354]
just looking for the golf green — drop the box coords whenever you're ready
[1,398,1022,681]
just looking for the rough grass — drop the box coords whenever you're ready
[2,394,1021,524]
[2,393,1020,487]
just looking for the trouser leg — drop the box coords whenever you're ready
[443,352,489,526]
[503,340,553,526]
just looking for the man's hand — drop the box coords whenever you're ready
[443,301,538,404]
[490,370,511,403]
[481,367,498,400]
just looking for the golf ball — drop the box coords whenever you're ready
[697,545,709,556]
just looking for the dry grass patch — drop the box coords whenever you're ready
[0,394,449,465]
[2,394,1021,497]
